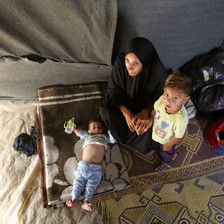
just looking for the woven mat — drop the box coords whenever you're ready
[96,170,224,223]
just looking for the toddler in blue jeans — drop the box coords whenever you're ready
[148,72,192,174]
[66,118,116,211]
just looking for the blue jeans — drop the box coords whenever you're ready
[72,161,102,202]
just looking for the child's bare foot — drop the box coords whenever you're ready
[66,199,79,207]
[81,202,93,211]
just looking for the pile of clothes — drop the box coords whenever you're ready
[13,126,37,157]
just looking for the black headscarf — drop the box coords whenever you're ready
[107,37,167,113]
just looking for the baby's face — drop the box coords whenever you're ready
[88,122,104,135]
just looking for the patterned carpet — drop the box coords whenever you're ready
[96,170,224,223]
[94,115,224,223]
[93,116,224,202]
[36,82,224,220]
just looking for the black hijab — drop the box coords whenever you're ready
[107,37,167,113]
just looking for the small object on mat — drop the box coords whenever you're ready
[13,126,37,157]
[64,117,76,134]
[156,163,170,174]
[146,149,155,156]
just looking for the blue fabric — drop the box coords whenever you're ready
[152,140,176,165]
[212,144,224,154]
[72,161,102,202]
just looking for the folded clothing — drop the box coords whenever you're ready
[13,126,37,157]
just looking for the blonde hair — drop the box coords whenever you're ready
[165,72,192,96]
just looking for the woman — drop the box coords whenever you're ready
[100,37,167,154]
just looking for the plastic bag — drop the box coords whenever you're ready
[180,41,224,115]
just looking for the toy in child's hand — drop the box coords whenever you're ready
[64,117,76,134]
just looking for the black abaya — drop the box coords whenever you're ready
[100,37,167,154]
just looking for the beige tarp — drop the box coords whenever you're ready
[0,100,100,224]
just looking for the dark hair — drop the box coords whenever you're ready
[88,118,107,133]
[165,72,192,96]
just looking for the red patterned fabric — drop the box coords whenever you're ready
[205,117,224,148]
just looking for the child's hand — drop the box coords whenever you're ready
[163,143,172,151]
[69,124,74,131]
[163,137,180,151]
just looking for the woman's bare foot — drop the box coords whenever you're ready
[66,199,79,207]
[81,201,93,211]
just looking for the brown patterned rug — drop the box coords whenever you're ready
[36,83,130,207]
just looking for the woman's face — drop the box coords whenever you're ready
[125,53,143,76]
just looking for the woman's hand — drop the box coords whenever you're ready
[126,114,136,132]
[132,109,151,135]
[120,105,136,132]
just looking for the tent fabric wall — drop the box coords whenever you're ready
[0,0,117,65]
[114,0,224,69]
[0,0,224,99]
[0,0,117,99]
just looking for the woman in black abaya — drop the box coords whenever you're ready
[100,37,167,154]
